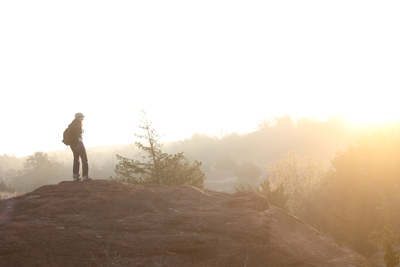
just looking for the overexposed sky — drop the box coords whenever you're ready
[1,1,399,157]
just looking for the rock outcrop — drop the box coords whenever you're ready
[0,180,375,266]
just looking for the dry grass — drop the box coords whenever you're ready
[0,191,20,200]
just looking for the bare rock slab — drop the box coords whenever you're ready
[0,180,375,266]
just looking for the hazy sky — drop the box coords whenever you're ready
[1,1,399,157]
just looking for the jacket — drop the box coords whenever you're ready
[68,119,83,145]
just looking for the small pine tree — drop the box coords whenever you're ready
[257,178,290,212]
[111,110,206,188]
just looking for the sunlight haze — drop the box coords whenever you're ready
[1,1,399,157]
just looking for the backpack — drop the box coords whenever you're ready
[62,124,72,146]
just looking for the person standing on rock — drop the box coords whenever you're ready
[68,113,91,182]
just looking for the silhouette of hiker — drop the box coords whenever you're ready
[69,113,91,182]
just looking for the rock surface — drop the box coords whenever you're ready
[0,180,375,267]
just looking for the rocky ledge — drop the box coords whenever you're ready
[0,180,374,266]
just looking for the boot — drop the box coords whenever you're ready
[73,174,81,182]
[82,175,92,181]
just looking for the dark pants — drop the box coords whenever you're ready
[71,141,89,177]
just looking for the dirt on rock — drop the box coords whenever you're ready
[0,180,376,267]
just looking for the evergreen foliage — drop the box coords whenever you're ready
[258,178,290,212]
[236,177,289,212]
[8,152,67,192]
[111,110,206,188]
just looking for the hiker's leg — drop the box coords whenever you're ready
[79,142,89,177]
[72,145,80,176]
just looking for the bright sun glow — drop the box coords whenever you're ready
[1,1,400,157]
[339,101,400,126]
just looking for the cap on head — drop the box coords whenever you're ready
[75,113,85,118]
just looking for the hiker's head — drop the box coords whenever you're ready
[75,113,85,123]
